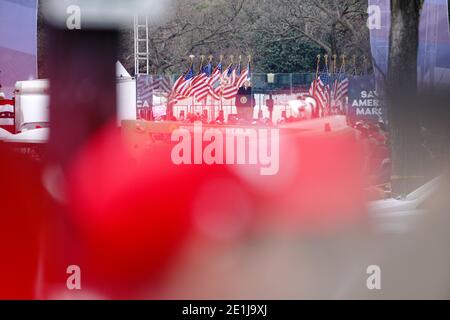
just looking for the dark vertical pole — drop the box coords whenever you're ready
[47,27,118,169]
[388,0,424,195]
[43,25,119,297]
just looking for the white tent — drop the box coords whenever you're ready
[1,61,136,143]
[116,61,131,78]
[116,61,136,124]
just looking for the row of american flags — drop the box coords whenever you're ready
[308,61,350,115]
[137,55,351,117]
[137,58,251,105]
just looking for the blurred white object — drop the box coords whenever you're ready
[1,128,49,144]
[42,0,172,29]
[13,62,136,134]
[15,79,50,133]
[0,127,13,140]
[117,82,137,121]
[288,97,315,120]
[369,176,442,234]
[116,61,131,78]
[116,62,137,124]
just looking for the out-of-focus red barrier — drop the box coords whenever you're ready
[0,145,47,299]
[231,127,368,234]
[65,124,251,293]
[61,121,367,296]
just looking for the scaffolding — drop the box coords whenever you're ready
[133,14,150,75]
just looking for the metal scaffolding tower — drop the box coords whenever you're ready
[134,14,150,75]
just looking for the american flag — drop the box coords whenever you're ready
[171,61,225,104]
[172,73,187,94]
[221,62,251,100]
[195,62,214,101]
[169,74,185,105]
[311,66,331,114]
[177,64,195,98]
[188,61,209,100]
[334,74,349,103]
[236,61,251,88]
[323,67,332,108]
[222,65,238,100]
[212,63,232,99]
[207,62,223,101]
[309,79,326,113]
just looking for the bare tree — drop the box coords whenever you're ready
[387,0,425,195]
[254,0,371,70]
[117,0,371,75]
[120,0,252,74]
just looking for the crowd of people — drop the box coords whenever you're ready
[151,96,393,200]
[352,120,391,199]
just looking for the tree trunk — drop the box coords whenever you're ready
[388,0,424,196]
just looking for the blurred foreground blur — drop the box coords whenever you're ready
[1,111,449,299]
[0,0,449,300]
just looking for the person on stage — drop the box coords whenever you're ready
[236,80,255,122]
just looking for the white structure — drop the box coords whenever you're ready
[116,62,137,125]
[370,176,442,234]
[1,62,136,143]
[288,96,316,120]
[14,79,50,133]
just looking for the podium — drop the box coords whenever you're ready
[236,86,254,121]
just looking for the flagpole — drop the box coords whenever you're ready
[237,55,242,116]
[333,54,337,75]
[205,55,213,122]
[169,57,187,119]
[248,54,254,120]
[218,55,223,114]
[198,54,205,118]
[332,54,337,112]
[314,54,321,94]
[341,54,347,114]
[363,55,368,75]
[224,55,234,117]
[324,54,330,116]
[313,54,321,118]
[189,54,196,116]
[215,55,223,120]
[341,54,346,73]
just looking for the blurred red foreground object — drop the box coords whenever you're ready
[231,127,368,233]
[66,124,246,291]
[65,122,367,295]
[0,145,47,299]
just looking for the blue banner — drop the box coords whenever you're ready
[0,0,38,99]
[348,75,386,124]
[368,0,450,87]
